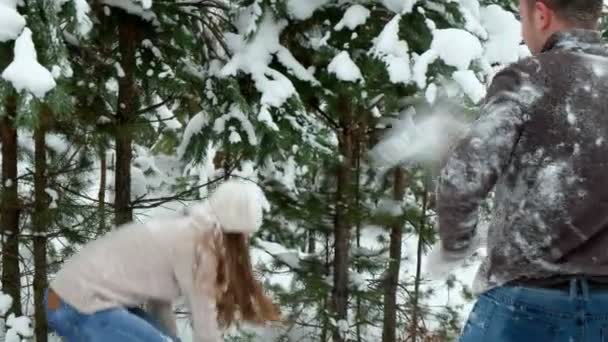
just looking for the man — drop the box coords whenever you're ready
[434,0,608,341]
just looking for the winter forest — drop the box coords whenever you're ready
[0,0,605,341]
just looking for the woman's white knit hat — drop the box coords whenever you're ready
[196,179,268,234]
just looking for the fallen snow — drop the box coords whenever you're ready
[328,51,363,82]
[334,4,370,31]
[0,0,25,42]
[370,15,411,84]
[2,28,57,98]
[431,28,483,70]
[452,70,486,103]
[286,0,329,20]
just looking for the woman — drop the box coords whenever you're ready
[45,179,280,342]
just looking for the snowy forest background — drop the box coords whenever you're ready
[0,0,607,341]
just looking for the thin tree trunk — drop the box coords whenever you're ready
[410,186,428,341]
[98,150,106,234]
[0,92,21,315]
[332,96,355,342]
[114,11,141,225]
[382,168,406,342]
[33,106,50,342]
[354,137,362,342]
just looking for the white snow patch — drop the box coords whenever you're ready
[538,162,566,205]
[5,314,33,340]
[276,46,319,85]
[213,105,258,146]
[177,111,209,158]
[426,83,438,104]
[413,50,438,89]
[381,0,418,14]
[370,15,411,84]
[480,5,521,65]
[431,28,483,70]
[0,1,25,42]
[256,239,301,269]
[0,292,13,316]
[114,62,125,78]
[452,70,486,103]
[2,28,56,98]
[73,0,93,36]
[335,5,370,31]
[286,0,329,20]
[328,51,363,82]
[596,137,604,146]
[101,0,156,21]
[459,0,487,39]
[221,12,297,109]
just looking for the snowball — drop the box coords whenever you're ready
[2,28,57,98]
[368,107,471,169]
[328,51,363,82]
[334,5,370,31]
[0,2,25,42]
[286,0,329,20]
[431,28,483,70]
[452,70,486,103]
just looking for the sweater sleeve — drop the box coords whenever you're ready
[175,228,223,342]
[436,65,532,252]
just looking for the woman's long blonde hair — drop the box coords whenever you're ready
[196,226,281,328]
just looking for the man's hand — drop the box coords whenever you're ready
[423,235,482,280]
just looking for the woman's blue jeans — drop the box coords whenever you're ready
[460,278,608,341]
[45,289,180,342]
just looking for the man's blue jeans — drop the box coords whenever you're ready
[45,289,180,342]
[460,278,608,341]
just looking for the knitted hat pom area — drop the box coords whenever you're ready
[188,179,270,234]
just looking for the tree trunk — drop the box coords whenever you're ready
[33,106,50,342]
[410,186,428,341]
[98,150,107,234]
[0,92,21,315]
[382,168,407,342]
[332,96,355,342]
[114,11,141,226]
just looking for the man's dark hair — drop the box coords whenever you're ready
[530,0,603,27]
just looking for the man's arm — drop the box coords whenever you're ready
[436,65,537,252]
